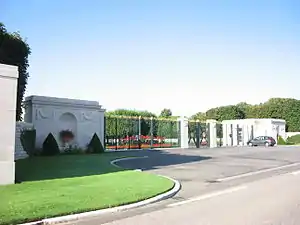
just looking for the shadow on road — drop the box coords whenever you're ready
[15,149,210,182]
[114,149,211,170]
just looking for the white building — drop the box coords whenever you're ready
[24,96,106,149]
[222,118,286,146]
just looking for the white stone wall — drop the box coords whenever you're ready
[15,122,34,160]
[222,119,286,146]
[270,119,286,141]
[24,95,105,149]
[179,117,189,148]
[0,64,18,185]
[222,123,229,146]
[207,120,217,148]
[253,120,271,137]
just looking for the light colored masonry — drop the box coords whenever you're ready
[0,64,18,185]
[23,95,106,149]
[15,122,34,160]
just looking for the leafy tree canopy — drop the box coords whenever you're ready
[0,22,31,121]
[190,98,300,132]
[106,109,156,118]
[105,97,300,133]
[159,108,172,117]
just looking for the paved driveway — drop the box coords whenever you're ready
[68,146,300,225]
[116,146,300,199]
[96,172,300,225]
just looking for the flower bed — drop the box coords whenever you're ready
[106,143,178,149]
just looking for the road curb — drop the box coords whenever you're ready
[110,156,149,168]
[20,157,181,225]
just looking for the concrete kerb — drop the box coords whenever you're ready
[110,156,149,169]
[21,157,181,225]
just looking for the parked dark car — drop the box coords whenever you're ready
[247,136,276,147]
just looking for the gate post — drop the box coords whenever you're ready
[195,120,200,148]
[222,122,227,146]
[206,119,217,148]
[0,64,18,185]
[178,117,189,148]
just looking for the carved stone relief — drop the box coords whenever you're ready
[81,111,93,122]
[35,108,54,120]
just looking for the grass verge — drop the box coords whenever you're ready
[0,153,174,225]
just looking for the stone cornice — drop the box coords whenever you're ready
[24,95,105,112]
[0,64,18,79]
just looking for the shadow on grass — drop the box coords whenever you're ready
[15,149,211,182]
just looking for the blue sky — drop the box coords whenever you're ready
[1,0,299,116]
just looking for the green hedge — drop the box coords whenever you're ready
[286,134,300,144]
[20,129,36,156]
[277,135,295,145]
[87,133,104,153]
[277,136,286,145]
[42,133,60,156]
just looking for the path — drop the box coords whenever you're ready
[101,169,300,225]
[66,146,300,225]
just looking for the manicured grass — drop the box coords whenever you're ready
[0,154,174,225]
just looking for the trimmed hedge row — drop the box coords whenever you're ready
[42,132,105,156]
[21,130,105,156]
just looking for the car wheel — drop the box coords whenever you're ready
[265,142,269,147]
[248,142,253,147]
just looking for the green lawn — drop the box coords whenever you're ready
[0,153,174,225]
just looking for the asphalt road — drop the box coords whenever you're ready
[66,146,300,225]
[101,169,300,225]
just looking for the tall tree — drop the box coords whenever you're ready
[160,108,172,117]
[216,105,245,121]
[0,22,31,121]
[190,112,207,121]
[205,107,218,120]
[190,98,300,132]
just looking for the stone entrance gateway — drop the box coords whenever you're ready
[24,96,106,149]
[188,120,210,148]
[183,118,218,149]
[221,119,286,147]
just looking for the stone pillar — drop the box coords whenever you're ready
[0,64,18,185]
[222,122,228,146]
[206,119,217,148]
[243,124,250,146]
[178,117,189,148]
[232,124,238,146]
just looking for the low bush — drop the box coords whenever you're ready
[42,133,60,156]
[61,147,85,155]
[277,136,286,145]
[87,133,105,154]
[20,129,36,156]
[287,134,300,144]
[285,141,295,145]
